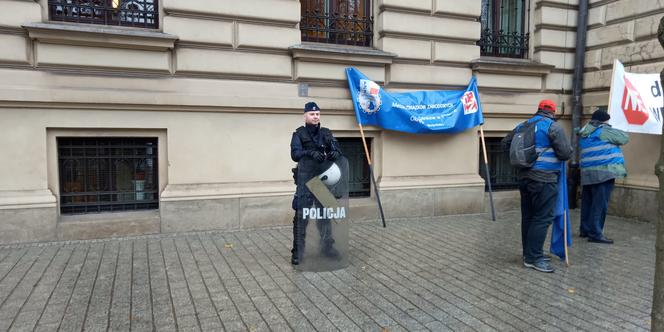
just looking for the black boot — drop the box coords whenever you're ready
[291,248,300,265]
[321,239,340,259]
[291,214,306,265]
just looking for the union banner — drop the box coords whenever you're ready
[608,59,663,135]
[345,68,484,134]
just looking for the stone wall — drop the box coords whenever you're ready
[0,0,656,243]
[582,0,663,221]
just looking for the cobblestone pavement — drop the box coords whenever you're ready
[0,211,655,331]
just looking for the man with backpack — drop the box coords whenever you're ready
[578,110,629,244]
[502,100,573,273]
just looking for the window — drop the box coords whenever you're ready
[478,0,529,58]
[48,0,159,29]
[300,0,373,47]
[58,137,159,214]
[479,137,518,191]
[337,138,371,197]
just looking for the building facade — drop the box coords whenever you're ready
[0,0,661,244]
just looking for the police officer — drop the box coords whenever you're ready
[578,110,629,244]
[502,100,573,273]
[290,101,342,265]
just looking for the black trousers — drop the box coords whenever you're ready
[519,178,558,263]
[580,179,615,240]
[292,200,333,257]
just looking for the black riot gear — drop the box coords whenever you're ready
[290,120,349,271]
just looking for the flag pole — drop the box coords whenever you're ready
[564,211,570,266]
[479,126,496,221]
[358,123,386,228]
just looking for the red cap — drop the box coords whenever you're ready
[538,99,557,113]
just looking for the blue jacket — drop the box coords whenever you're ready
[502,110,573,183]
[530,115,564,171]
[579,121,628,185]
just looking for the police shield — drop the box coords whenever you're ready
[294,155,349,271]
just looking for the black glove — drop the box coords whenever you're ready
[308,150,325,162]
[328,151,341,161]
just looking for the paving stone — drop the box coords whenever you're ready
[0,211,657,331]
[33,322,60,332]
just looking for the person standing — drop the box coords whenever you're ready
[503,100,573,273]
[578,110,629,244]
[290,101,342,265]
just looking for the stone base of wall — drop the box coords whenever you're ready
[0,185,488,244]
[57,211,161,240]
[609,186,657,223]
[380,186,485,218]
[481,186,657,224]
[485,190,521,213]
[0,207,57,244]
[160,195,296,233]
[159,185,487,233]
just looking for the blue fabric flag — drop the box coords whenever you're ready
[345,67,484,134]
[550,163,572,260]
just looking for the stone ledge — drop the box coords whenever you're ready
[380,174,485,190]
[58,210,160,240]
[471,56,555,76]
[23,22,178,51]
[160,181,295,201]
[0,189,57,209]
[290,42,398,65]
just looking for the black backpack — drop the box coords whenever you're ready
[509,118,545,168]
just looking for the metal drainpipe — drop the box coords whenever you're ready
[569,0,589,209]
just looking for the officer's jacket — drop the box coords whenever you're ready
[290,124,340,162]
[290,124,342,210]
[578,121,629,186]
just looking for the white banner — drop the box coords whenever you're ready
[607,59,663,135]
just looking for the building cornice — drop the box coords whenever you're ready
[289,43,397,65]
[23,22,178,51]
[471,57,555,76]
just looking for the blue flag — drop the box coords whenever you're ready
[550,163,572,260]
[345,67,484,134]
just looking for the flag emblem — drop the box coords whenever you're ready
[462,91,478,115]
[358,79,382,114]
[621,75,649,125]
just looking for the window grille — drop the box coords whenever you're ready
[58,137,159,214]
[479,137,519,191]
[48,0,158,29]
[478,0,529,58]
[300,0,373,47]
[337,138,371,197]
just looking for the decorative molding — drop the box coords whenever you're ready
[582,56,664,73]
[0,26,27,36]
[23,22,178,51]
[535,1,579,11]
[378,4,431,15]
[378,31,478,45]
[176,42,289,56]
[602,7,664,27]
[588,0,620,9]
[380,174,485,190]
[160,181,295,201]
[289,42,397,65]
[533,46,576,53]
[377,5,478,22]
[166,10,297,28]
[471,57,554,76]
[534,24,577,32]
[0,190,57,210]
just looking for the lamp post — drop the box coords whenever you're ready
[652,16,664,332]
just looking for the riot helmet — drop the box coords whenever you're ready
[319,161,341,186]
